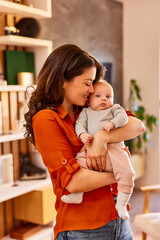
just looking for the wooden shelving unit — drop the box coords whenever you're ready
[0,178,51,202]
[0,35,52,48]
[0,84,36,92]
[0,35,52,77]
[0,85,36,143]
[0,0,52,18]
[0,178,52,203]
[1,223,53,240]
[0,1,54,239]
[0,132,24,143]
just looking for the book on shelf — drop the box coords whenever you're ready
[10,91,18,131]
[0,154,13,186]
[4,50,35,85]
[1,91,9,134]
[0,101,2,135]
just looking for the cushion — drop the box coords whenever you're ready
[134,212,160,240]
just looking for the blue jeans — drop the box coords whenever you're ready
[56,217,133,240]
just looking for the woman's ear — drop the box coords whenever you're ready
[62,78,66,89]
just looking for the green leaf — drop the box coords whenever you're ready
[134,85,142,100]
[152,116,158,126]
[128,79,158,152]
[145,115,157,132]
[136,140,142,150]
[131,79,136,85]
[143,132,149,143]
[130,140,134,151]
[136,136,142,150]
[135,106,145,120]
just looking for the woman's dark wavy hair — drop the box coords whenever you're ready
[24,44,105,145]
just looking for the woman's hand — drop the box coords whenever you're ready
[85,116,145,172]
[86,130,107,172]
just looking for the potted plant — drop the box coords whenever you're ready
[125,79,158,179]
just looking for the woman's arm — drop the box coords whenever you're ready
[86,116,145,171]
[100,116,145,143]
[66,116,144,193]
[66,168,116,193]
[33,110,116,194]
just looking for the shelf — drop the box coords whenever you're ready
[0,178,52,203]
[1,224,53,240]
[0,1,54,237]
[0,35,52,49]
[0,84,36,92]
[0,35,53,76]
[0,0,52,19]
[0,132,24,143]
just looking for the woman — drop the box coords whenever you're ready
[24,44,144,240]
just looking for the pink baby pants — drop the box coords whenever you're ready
[75,142,135,194]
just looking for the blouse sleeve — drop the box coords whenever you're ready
[126,110,135,117]
[32,110,80,193]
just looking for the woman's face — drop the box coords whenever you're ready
[63,67,96,107]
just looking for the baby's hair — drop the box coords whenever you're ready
[94,79,112,88]
[93,80,114,100]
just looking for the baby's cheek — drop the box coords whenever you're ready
[108,101,113,108]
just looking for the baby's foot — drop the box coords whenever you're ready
[116,203,130,220]
[116,191,131,220]
[61,192,83,204]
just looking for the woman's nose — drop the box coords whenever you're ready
[89,84,94,93]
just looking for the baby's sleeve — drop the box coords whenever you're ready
[75,108,88,138]
[110,104,128,128]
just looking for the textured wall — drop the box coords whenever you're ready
[38,0,122,104]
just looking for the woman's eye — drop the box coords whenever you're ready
[85,83,90,87]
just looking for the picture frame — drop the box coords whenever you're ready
[102,62,112,84]
[0,153,14,187]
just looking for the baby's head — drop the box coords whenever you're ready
[89,80,114,111]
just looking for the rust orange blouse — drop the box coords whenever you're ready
[32,106,133,239]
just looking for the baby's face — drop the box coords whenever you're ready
[89,82,114,111]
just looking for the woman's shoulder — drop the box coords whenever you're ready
[32,109,58,121]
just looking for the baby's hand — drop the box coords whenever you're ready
[80,133,92,144]
[102,121,115,133]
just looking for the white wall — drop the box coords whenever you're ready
[39,0,123,104]
[122,0,160,186]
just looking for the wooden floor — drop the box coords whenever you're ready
[129,188,160,240]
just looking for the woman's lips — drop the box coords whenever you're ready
[83,95,89,100]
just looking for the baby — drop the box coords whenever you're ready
[61,80,135,220]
